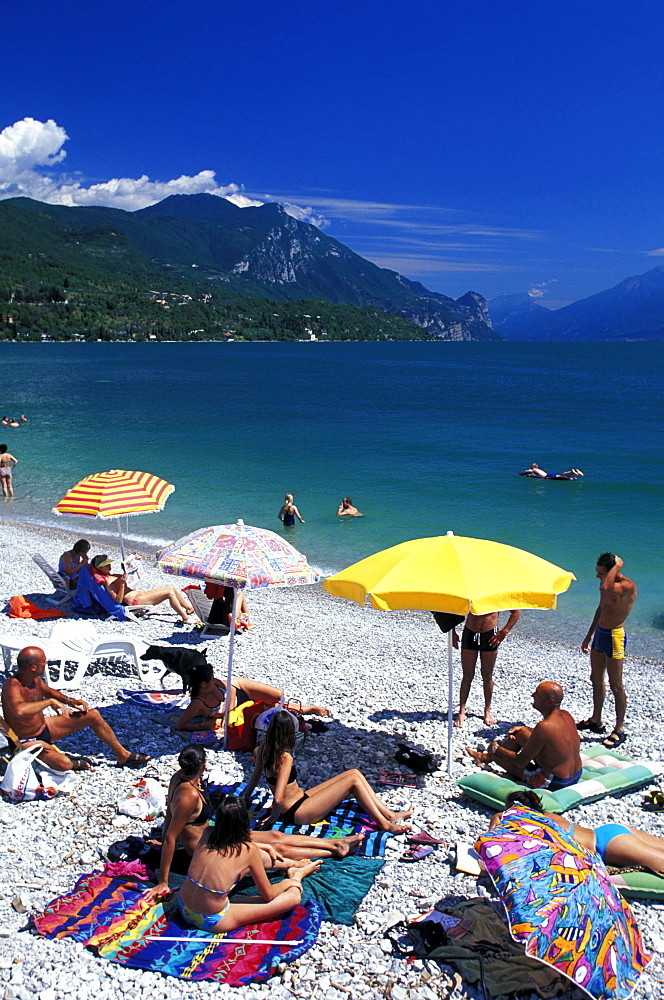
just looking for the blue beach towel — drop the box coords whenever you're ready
[72,565,128,621]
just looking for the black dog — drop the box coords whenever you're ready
[141,644,208,690]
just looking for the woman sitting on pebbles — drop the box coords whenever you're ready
[490,790,664,870]
[176,663,328,734]
[144,746,363,902]
[244,711,413,834]
[175,793,321,932]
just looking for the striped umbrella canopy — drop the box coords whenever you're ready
[54,469,174,559]
[158,520,319,748]
[157,520,319,590]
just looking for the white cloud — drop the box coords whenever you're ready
[365,253,515,274]
[0,117,324,220]
[527,279,558,299]
[0,117,68,174]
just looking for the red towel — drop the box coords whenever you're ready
[8,596,68,620]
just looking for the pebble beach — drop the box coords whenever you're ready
[0,516,663,1000]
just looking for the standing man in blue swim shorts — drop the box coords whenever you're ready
[579,553,637,750]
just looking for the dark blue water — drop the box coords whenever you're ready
[1,341,662,654]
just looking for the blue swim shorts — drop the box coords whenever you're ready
[591,625,627,660]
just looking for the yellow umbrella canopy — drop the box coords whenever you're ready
[323,534,576,613]
[324,532,575,776]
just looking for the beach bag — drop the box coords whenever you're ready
[117,777,166,821]
[36,762,79,794]
[0,746,54,802]
[254,701,308,750]
[226,700,266,752]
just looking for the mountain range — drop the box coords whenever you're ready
[0,195,498,342]
[490,267,664,341]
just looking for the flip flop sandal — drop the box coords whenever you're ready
[408,831,446,846]
[602,731,627,749]
[399,845,434,863]
[70,757,93,772]
[576,719,607,733]
[644,791,664,812]
[118,752,151,769]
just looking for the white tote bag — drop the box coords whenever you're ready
[36,762,79,794]
[0,746,45,802]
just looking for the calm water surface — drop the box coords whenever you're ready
[1,341,662,655]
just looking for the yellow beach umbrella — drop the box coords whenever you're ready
[324,533,575,613]
[323,531,575,772]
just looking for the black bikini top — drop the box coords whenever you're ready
[178,777,215,826]
[266,763,298,789]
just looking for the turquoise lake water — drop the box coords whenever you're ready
[1,341,662,655]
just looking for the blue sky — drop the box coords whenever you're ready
[3,1,664,304]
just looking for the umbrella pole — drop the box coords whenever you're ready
[117,517,126,562]
[223,587,239,750]
[447,627,454,775]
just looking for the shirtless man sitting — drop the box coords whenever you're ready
[580,552,637,749]
[451,609,521,726]
[466,681,583,791]
[1,646,150,770]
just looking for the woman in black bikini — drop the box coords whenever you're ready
[175,663,328,734]
[244,711,413,833]
[144,745,365,902]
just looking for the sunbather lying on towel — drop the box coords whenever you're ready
[144,745,362,901]
[490,789,664,871]
[245,711,413,834]
[90,555,194,623]
[175,662,328,734]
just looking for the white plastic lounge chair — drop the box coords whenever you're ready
[31,554,73,608]
[0,622,163,690]
[185,587,230,637]
[45,620,160,689]
[0,633,61,672]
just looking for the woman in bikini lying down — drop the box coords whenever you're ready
[143,745,364,902]
[490,789,664,870]
[175,662,328,734]
[91,555,194,622]
[244,711,413,834]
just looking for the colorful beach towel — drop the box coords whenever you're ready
[31,870,322,984]
[475,805,651,1000]
[117,689,190,711]
[219,781,390,857]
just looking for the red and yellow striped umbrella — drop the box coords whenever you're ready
[54,470,174,518]
[54,470,174,558]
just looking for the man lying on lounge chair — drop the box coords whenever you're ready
[1,646,150,771]
[466,681,583,791]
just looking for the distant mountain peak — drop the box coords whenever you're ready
[491,266,664,341]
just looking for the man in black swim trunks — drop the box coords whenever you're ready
[1,647,150,770]
[452,609,521,727]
